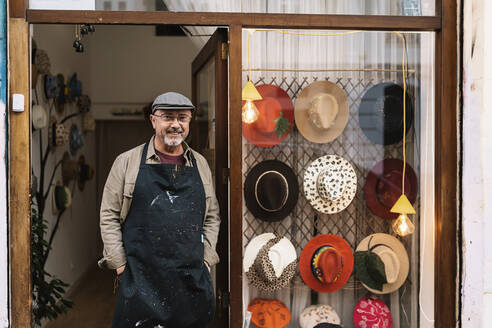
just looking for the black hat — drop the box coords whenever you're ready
[244,160,299,222]
[358,82,414,145]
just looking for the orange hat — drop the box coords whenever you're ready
[242,84,294,148]
[247,298,291,328]
[299,234,354,293]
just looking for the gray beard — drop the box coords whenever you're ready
[161,132,184,147]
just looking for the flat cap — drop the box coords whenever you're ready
[151,92,195,114]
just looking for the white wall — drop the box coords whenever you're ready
[88,25,200,119]
[462,0,492,327]
[32,24,99,288]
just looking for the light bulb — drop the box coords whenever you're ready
[242,100,259,124]
[392,213,415,237]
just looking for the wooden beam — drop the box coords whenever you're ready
[8,17,31,328]
[228,24,243,328]
[26,10,442,31]
[435,0,458,326]
[9,0,28,18]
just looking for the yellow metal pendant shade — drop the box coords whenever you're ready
[390,194,416,214]
[242,81,262,101]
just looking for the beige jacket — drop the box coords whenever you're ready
[98,136,221,270]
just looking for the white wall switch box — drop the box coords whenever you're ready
[12,94,24,112]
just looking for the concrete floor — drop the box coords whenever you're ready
[46,265,117,328]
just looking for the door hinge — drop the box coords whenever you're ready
[222,167,230,184]
[221,42,228,60]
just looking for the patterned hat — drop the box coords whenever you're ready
[294,81,349,143]
[299,234,353,293]
[69,124,84,156]
[242,84,295,148]
[299,304,341,328]
[247,298,291,328]
[48,117,69,149]
[304,155,357,214]
[244,233,298,292]
[355,233,409,294]
[353,297,393,328]
[244,160,299,222]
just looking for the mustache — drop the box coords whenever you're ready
[165,128,184,134]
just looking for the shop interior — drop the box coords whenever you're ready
[30,23,218,327]
[30,21,436,328]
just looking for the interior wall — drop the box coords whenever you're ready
[32,24,99,288]
[88,25,201,119]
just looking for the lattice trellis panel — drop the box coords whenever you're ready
[242,74,418,252]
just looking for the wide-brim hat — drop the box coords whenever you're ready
[300,304,341,328]
[304,155,357,214]
[299,234,354,293]
[244,160,299,222]
[364,158,418,220]
[353,296,393,328]
[294,81,349,143]
[242,84,294,148]
[69,124,84,156]
[48,116,69,149]
[52,184,72,214]
[358,82,414,145]
[355,233,409,294]
[78,155,94,191]
[244,233,298,292]
[61,152,79,186]
[32,104,48,130]
[247,298,291,328]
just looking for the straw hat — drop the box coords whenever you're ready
[364,158,418,220]
[244,160,299,222]
[244,233,298,292]
[294,81,349,143]
[300,304,341,328]
[299,234,354,293]
[247,298,291,328]
[32,104,48,130]
[358,82,414,145]
[242,84,295,148]
[304,155,357,214]
[355,233,409,294]
[353,296,393,328]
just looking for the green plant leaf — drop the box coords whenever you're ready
[354,251,387,291]
[273,112,291,139]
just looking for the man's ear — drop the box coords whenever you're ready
[150,115,156,129]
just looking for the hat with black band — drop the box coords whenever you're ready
[151,92,195,113]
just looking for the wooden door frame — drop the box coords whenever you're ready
[8,2,458,327]
[191,27,229,327]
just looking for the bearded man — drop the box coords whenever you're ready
[99,92,220,328]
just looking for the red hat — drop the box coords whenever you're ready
[242,84,294,148]
[247,298,291,328]
[364,158,418,220]
[353,296,393,328]
[299,234,354,293]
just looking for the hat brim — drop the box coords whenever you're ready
[303,155,357,214]
[294,81,349,143]
[358,82,414,145]
[364,158,418,220]
[244,160,299,222]
[242,84,294,148]
[299,234,354,293]
[355,233,409,294]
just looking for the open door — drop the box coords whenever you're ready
[191,28,229,327]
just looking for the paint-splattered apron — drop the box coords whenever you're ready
[112,142,215,328]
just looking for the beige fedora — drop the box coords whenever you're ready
[355,233,409,294]
[294,81,349,143]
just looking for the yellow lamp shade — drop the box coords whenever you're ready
[390,194,416,214]
[242,81,262,101]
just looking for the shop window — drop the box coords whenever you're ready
[241,29,435,328]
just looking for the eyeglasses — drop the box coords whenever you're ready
[153,113,192,123]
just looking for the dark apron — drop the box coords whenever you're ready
[112,142,215,328]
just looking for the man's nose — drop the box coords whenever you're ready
[170,120,181,129]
